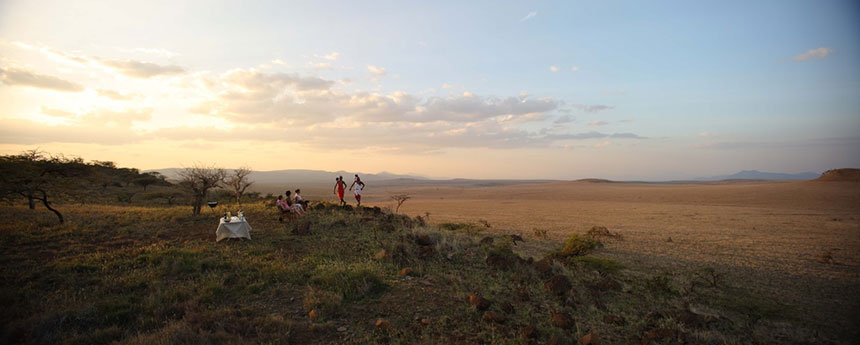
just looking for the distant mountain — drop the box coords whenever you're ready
[695,170,819,181]
[145,168,427,185]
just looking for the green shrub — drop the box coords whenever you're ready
[572,256,625,274]
[309,261,387,301]
[561,234,601,256]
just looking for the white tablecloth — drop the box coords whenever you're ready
[216,216,251,242]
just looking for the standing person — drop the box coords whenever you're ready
[333,176,347,206]
[349,174,365,207]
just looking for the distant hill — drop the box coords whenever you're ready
[695,170,819,181]
[146,168,427,185]
[814,168,860,182]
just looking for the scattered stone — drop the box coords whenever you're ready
[486,252,512,270]
[602,314,625,325]
[308,309,318,320]
[642,327,681,343]
[581,332,600,345]
[519,326,538,339]
[415,234,433,246]
[544,275,572,296]
[399,268,413,276]
[337,326,347,332]
[482,311,506,324]
[551,311,575,329]
[534,257,554,276]
[373,249,389,260]
[421,318,431,325]
[375,318,395,332]
[468,295,492,311]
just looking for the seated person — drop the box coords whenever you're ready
[276,195,291,222]
[294,188,309,209]
[286,190,304,217]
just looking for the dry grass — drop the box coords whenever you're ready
[366,180,860,340]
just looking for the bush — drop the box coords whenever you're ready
[561,234,601,256]
[309,262,387,301]
[303,286,343,318]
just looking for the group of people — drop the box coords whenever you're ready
[334,174,365,206]
[276,188,308,222]
[275,174,367,222]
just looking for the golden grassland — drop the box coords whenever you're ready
[1,179,858,344]
[364,179,860,340]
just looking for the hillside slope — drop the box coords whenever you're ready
[0,203,842,344]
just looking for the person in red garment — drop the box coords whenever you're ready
[333,176,347,206]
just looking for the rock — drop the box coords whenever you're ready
[373,249,389,260]
[544,275,572,296]
[337,326,347,332]
[500,302,515,314]
[415,234,433,246]
[308,309,319,320]
[602,315,625,325]
[292,222,311,235]
[551,311,575,329]
[375,318,395,332]
[486,252,512,270]
[581,332,600,345]
[534,257,554,276]
[418,245,434,258]
[642,328,681,343]
[482,311,506,323]
[519,326,538,339]
[399,267,413,276]
[421,318,431,325]
[468,295,492,311]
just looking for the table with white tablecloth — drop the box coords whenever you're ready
[216,216,251,241]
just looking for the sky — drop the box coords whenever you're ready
[1,0,858,180]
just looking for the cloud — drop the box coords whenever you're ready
[793,47,834,61]
[441,83,453,89]
[118,47,180,58]
[95,58,185,78]
[367,65,386,76]
[520,11,537,22]
[547,131,647,140]
[549,65,560,72]
[571,66,580,72]
[40,106,77,118]
[572,104,613,113]
[307,61,333,70]
[588,120,608,126]
[0,66,85,92]
[315,52,340,61]
[97,88,139,100]
[554,115,574,124]
[593,141,611,148]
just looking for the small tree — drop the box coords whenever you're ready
[224,166,254,206]
[133,172,162,191]
[0,150,91,223]
[178,164,225,215]
[390,193,411,214]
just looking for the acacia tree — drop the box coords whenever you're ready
[0,150,91,223]
[390,193,411,214]
[223,167,254,206]
[178,164,226,215]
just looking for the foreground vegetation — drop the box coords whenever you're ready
[0,199,832,345]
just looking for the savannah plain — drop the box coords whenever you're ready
[363,177,860,339]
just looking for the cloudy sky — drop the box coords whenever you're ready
[1,0,858,180]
